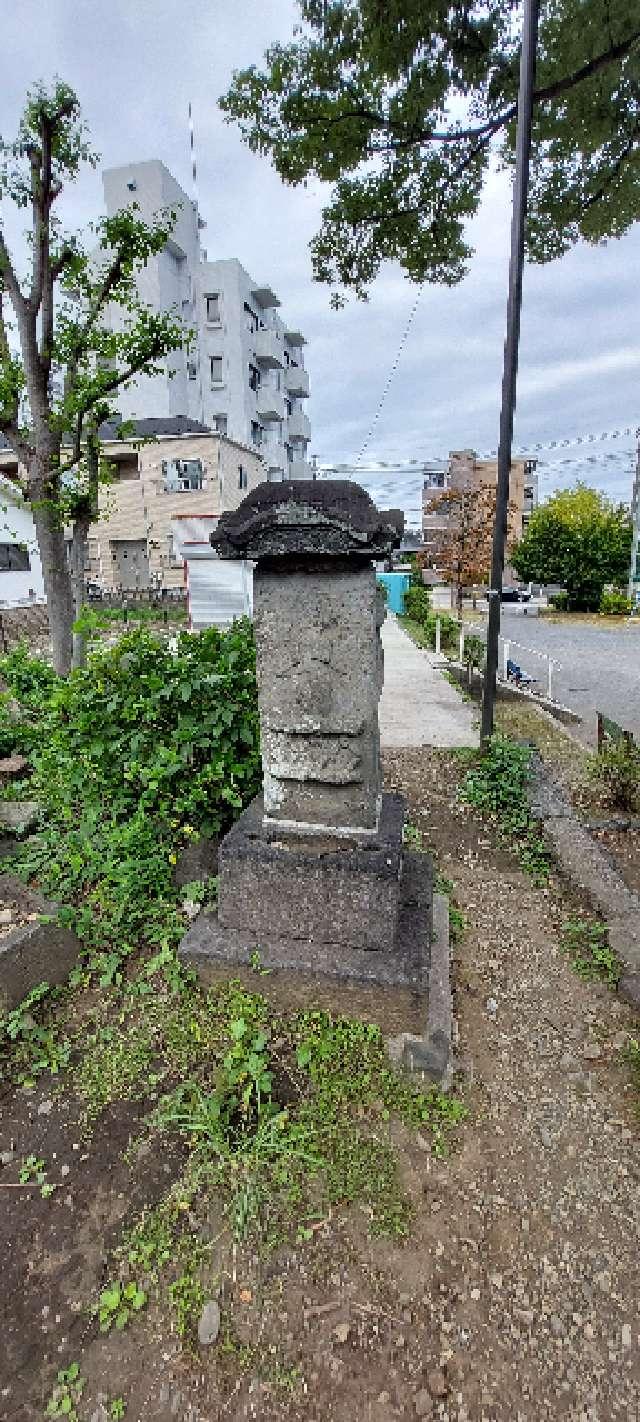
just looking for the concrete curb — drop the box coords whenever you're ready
[530,758,640,1011]
[388,891,454,1091]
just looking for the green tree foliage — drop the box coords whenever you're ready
[220,0,640,299]
[510,483,632,610]
[0,82,188,672]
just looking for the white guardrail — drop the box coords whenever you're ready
[431,617,561,701]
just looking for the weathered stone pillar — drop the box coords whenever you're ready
[180,481,432,1005]
[215,483,397,838]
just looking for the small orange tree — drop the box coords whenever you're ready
[426,481,518,620]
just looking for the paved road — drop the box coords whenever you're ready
[379,614,477,749]
[493,610,640,745]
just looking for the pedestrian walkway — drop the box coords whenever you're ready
[379,613,477,749]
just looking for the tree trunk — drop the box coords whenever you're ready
[69,425,100,671]
[70,515,90,670]
[31,485,74,677]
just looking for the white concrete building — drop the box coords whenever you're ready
[102,161,311,481]
[0,474,45,607]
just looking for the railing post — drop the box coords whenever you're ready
[502,639,510,680]
[459,626,465,662]
[435,617,441,655]
[547,658,553,700]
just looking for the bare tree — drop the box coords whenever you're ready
[0,81,187,672]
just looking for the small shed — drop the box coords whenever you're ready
[171,515,253,630]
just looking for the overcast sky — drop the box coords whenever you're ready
[2,0,639,524]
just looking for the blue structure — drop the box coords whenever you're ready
[376,571,411,614]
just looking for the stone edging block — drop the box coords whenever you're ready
[388,892,453,1090]
[0,872,81,1013]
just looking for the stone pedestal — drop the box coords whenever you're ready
[180,480,433,1008]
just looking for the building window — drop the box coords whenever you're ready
[238,466,248,491]
[286,399,293,417]
[248,362,260,392]
[162,459,204,493]
[251,421,262,448]
[212,414,227,436]
[0,543,30,572]
[187,359,197,381]
[210,355,224,386]
[205,293,221,323]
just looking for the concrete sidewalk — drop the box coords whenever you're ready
[379,614,478,749]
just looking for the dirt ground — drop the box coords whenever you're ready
[1,749,639,1422]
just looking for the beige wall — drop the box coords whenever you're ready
[89,434,265,590]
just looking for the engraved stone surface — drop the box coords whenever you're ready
[212,479,403,563]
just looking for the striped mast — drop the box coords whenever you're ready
[188,101,206,425]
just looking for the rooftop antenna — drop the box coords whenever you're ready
[188,101,207,251]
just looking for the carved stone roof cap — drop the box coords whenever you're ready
[212,480,404,562]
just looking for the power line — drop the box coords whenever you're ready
[354,287,424,465]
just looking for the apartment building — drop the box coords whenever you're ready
[102,161,311,481]
[422,449,538,568]
[0,419,265,593]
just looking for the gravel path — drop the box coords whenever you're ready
[383,749,640,1421]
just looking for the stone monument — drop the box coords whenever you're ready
[180,481,433,1016]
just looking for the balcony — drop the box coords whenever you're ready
[252,285,281,309]
[285,365,310,398]
[287,409,311,442]
[289,457,310,480]
[255,329,284,368]
[284,329,306,348]
[256,387,285,422]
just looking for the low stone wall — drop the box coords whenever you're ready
[0,604,50,655]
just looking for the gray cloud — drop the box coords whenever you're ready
[2,0,638,518]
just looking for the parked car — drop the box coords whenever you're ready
[501,587,531,603]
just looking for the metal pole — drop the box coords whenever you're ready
[480,0,540,745]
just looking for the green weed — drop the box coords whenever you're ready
[96,1280,147,1333]
[460,733,551,883]
[560,918,622,987]
[45,1363,84,1419]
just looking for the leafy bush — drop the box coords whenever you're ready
[7,624,261,965]
[425,610,458,650]
[599,589,633,616]
[404,585,431,622]
[463,633,486,670]
[548,592,568,611]
[591,738,640,811]
[460,733,550,882]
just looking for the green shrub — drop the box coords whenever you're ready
[425,610,458,650]
[404,585,431,622]
[548,592,568,611]
[599,589,633,616]
[463,634,486,670]
[9,623,261,964]
[591,738,640,811]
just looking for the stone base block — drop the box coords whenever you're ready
[217,792,409,952]
[180,847,431,1005]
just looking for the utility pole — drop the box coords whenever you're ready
[628,430,640,605]
[480,0,540,745]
